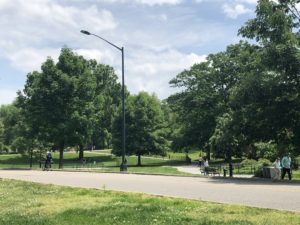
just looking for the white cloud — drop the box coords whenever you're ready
[78,0,182,5]
[223,4,252,19]
[0,0,117,72]
[0,89,18,106]
[135,0,182,6]
[75,47,206,99]
[195,0,257,5]
[5,48,61,73]
[0,0,254,103]
[75,49,117,67]
[160,14,168,21]
[237,0,257,4]
[125,49,206,98]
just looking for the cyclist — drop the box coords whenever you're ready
[44,151,52,170]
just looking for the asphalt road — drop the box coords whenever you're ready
[0,170,300,212]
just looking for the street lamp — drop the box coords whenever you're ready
[80,30,127,171]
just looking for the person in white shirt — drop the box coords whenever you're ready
[272,157,281,179]
[203,157,209,175]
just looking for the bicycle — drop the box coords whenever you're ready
[43,160,53,171]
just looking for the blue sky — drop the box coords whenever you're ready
[0,0,257,105]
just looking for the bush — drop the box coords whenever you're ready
[292,156,299,170]
[240,159,257,167]
[0,144,10,153]
[252,159,271,178]
[254,142,278,161]
[257,158,271,167]
[240,158,271,178]
[254,168,263,178]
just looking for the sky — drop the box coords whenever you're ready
[0,0,258,105]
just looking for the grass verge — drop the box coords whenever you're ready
[0,179,300,225]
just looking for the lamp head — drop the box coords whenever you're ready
[80,30,91,35]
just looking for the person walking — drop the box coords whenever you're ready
[198,155,204,167]
[272,157,281,179]
[203,157,209,175]
[281,153,292,180]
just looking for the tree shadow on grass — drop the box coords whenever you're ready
[0,154,32,165]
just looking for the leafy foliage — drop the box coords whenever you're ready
[17,48,121,167]
[168,0,300,160]
[112,92,170,165]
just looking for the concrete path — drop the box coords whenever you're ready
[0,170,300,212]
[174,165,254,178]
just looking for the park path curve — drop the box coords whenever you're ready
[0,170,300,212]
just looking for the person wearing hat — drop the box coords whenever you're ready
[281,153,292,180]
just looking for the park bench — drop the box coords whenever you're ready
[191,160,199,166]
[200,167,220,176]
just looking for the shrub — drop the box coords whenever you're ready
[240,159,257,167]
[252,159,271,178]
[254,142,278,161]
[240,158,271,178]
[254,168,263,178]
[292,156,300,170]
[257,158,271,167]
[0,144,10,153]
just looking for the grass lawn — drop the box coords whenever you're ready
[0,151,191,176]
[0,179,299,225]
[1,151,299,179]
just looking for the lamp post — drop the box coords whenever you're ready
[81,30,127,171]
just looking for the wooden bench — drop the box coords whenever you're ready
[200,167,220,176]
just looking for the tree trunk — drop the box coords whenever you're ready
[206,145,211,160]
[137,154,142,166]
[29,148,33,169]
[79,144,84,161]
[107,138,110,149]
[226,147,232,163]
[59,141,64,169]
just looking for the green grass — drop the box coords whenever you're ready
[0,179,299,225]
[292,170,300,179]
[0,152,189,176]
[1,152,299,178]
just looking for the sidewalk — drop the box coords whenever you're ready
[173,165,254,178]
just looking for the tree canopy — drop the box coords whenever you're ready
[112,92,170,165]
[17,48,121,167]
[168,0,300,159]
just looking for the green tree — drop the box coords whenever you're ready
[19,48,97,167]
[112,92,169,166]
[0,104,21,148]
[56,48,96,160]
[90,64,121,150]
[238,0,300,153]
[0,120,4,152]
[168,42,254,158]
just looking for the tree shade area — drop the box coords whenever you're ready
[1,0,300,168]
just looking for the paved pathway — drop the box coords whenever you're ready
[0,170,299,212]
[174,165,254,178]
